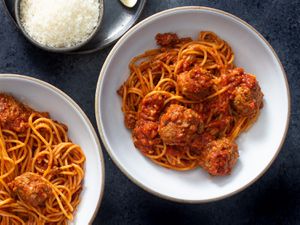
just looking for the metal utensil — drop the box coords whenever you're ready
[120,0,137,8]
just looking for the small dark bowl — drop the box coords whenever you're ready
[15,0,104,53]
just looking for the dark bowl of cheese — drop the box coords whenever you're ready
[15,0,104,53]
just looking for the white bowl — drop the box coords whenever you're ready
[95,6,290,202]
[0,74,104,224]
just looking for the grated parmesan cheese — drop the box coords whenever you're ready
[20,0,101,48]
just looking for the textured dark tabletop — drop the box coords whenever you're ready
[0,0,299,224]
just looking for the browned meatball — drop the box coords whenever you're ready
[200,138,239,176]
[155,33,180,47]
[232,74,263,116]
[158,104,204,146]
[124,112,137,129]
[138,94,166,121]
[177,67,214,100]
[132,120,161,153]
[0,93,33,133]
[8,172,52,207]
[227,67,244,78]
[0,94,49,133]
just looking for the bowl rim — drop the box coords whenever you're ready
[14,0,104,53]
[0,73,105,223]
[95,6,291,203]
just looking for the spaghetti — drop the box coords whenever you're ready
[118,31,264,175]
[0,95,85,225]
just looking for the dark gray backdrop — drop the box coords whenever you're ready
[0,0,299,224]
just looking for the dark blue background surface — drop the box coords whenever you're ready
[0,1,299,224]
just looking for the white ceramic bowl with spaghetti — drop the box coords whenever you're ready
[95,7,290,202]
[0,74,104,224]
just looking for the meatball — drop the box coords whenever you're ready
[158,104,204,146]
[0,93,33,132]
[132,120,161,153]
[200,138,239,176]
[155,33,179,47]
[232,74,264,116]
[8,172,52,207]
[124,112,137,129]
[138,94,165,121]
[177,67,214,100]
[227,67,244,78]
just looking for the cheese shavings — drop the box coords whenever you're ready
[20,0,101,48]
